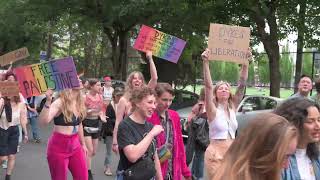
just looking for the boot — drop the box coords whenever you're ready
[88,170,93,180]
[5,174,11,180]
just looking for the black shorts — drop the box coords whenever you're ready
[83,119,100,139]
[0,126,19,156]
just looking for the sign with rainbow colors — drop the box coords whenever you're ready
[133,25,186,63]
[13,57,80,98]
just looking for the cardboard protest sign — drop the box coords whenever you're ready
[133,25,186,63]
[0,81,20,97]
[208,24,250,64]
[13,57,80,98]
[0,47,30,66]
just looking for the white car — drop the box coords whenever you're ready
[177,95,283,140]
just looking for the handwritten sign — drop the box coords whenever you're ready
[208,24,250,64]
[13,57,80,98]
[0,81,20,97]
[0,47,30,66]
[133,25,186,63]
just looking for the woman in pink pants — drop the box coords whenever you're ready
[39,83,88,180]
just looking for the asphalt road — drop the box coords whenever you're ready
[0,124,119,180]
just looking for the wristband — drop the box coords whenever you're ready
[112,144,118,146]
[44,104,50,109]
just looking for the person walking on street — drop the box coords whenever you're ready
[83,78,107,180]
[116,86,163,180]
[112,51,158,154]
[148,83,192,180]
[0,75,28,180]
[26,96,41,143]
[39,80,88,180]
[201,48,250,179]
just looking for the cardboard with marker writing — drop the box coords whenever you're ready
[208,23,250,64]
[13,57,80,98]
[0,47,30,66]
[0,81,20,97]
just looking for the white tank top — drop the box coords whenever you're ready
[209,104,238,140]
[0,104,22,130]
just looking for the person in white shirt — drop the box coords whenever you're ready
[102,76,114,106]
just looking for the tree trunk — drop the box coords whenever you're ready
[103,26,129,80]
[294,2,307,93]
[46,33,53,60]
[118,31,128,81]
[251,3,281,97]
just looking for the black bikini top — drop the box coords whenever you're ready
[53,113,80,126]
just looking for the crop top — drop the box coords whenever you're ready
[53,113,80,126]
[209,104,238,140]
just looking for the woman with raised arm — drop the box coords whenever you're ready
[39,79,88,180]
[0,74,28,180]
[201,48,249,179]
[83,78,107,180]
[112,51,158,153]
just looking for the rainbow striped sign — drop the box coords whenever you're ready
[14,57,80,98]
[133,25,186,63]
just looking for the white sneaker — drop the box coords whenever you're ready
[2,160,8,169]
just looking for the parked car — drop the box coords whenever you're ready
[176,95,283,141]
[236,95,283,133]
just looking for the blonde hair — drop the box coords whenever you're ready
[125,71,146,96]
[59,89,87,123]
[213,113,297,180]
[213,81,234,109]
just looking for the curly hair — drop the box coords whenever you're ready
[129,86,155,111]
[274,97,319,160]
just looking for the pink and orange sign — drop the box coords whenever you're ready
[133,25,186,63]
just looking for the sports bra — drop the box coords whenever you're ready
[53,113,80,126]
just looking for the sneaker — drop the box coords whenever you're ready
[33,139,41,143]
[2,160,8,169]
[104,168,112,176]
[17,145,20,153]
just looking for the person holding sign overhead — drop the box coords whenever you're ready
[112,51,158,154]
[39,77,88,180]
[201,48,250,179]
[0,74,28,180]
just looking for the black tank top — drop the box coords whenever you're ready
[53,113,80,126]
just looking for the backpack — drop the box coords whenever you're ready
[192,115,209,151]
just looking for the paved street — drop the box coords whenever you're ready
[0,124,119,180]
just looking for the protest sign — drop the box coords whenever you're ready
[14,57,80,98]
[0,47,30,66]
[133,25,186,63]
[208,23,250,64]
[0,81,20,97]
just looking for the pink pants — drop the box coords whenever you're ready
[47,132,88,180]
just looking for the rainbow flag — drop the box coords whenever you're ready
[13,57,80,98]
[133,25,186,63]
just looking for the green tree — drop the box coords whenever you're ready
[280,45,293,87]
[302,51,313,77]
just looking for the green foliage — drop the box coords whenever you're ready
[302,50,313,77]
[280,45,293,87]
[257,54,270,84]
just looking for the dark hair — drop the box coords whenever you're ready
[155,83,174,97]
[4,72,16,81]
[129,86,155,110]
[299,74,312,82]
[87,78,99,87]
[113,87,125,98]
[315,78,320,93]
[274,97,319,159]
